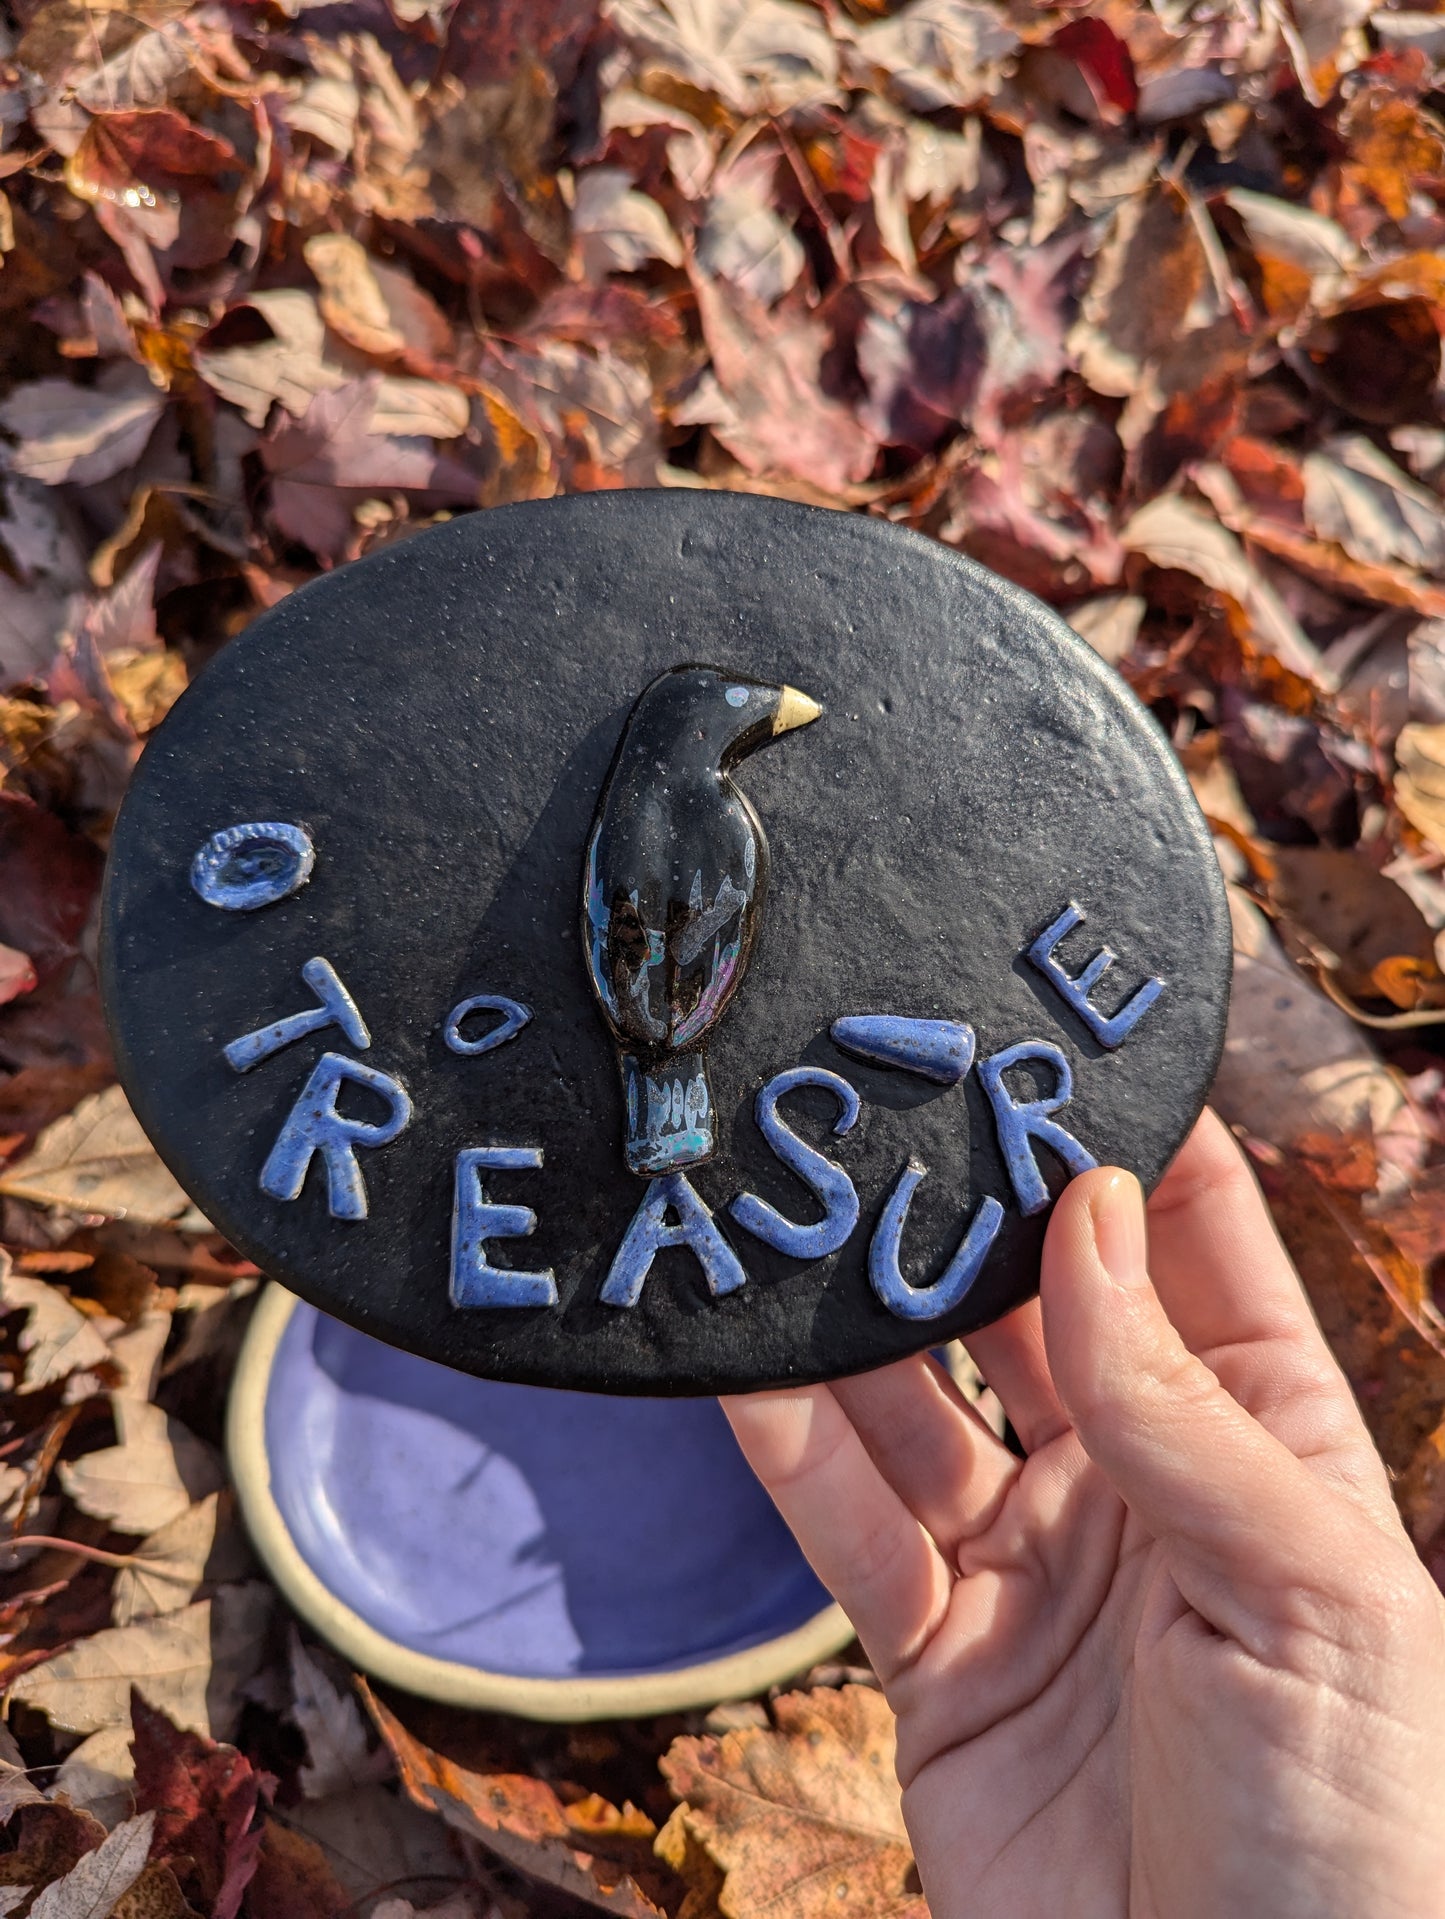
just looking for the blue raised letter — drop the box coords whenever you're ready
[601,1173,747,1307]
[977,1040,1096,1216]
[868,1159,1004,1320]
[259,1050,411,1219]
[730,1066,860,1259]
[1027,902,1163,1049]
[451,1147,556,1307]
[444,995,532,1057]
[224,956,371,1072]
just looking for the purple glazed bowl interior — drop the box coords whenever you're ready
[262,1301,833,1679]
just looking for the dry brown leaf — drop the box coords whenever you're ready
[572,170,683,278]
[1395,721,1445,851]
[660,1686,925,1919]
[1120,493,1320,680]
[61,1400,223,1537]
[29,1811,154,1919]
[53,1727,136,1831]
[0,369,165,488]
[112,1494,221,1625]
[365,1685,665,1917]
[1,1264,114,1392]
[303,234,452,361]
[10,1586,273,1740]
[287,1631,384,1798]
[0,1086,199,1228]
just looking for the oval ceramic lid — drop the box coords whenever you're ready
[102,491,1230,1394]
[228,1285,850,1718]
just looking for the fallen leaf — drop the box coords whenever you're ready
[606,0,840,114]
[1395,721,1445,850]
[303,235,452,361]
[0,368,165,488]
[240,1820,348,1919]
[1303,435,1445,573]
[29,1811,154,1919]
[131,1696,266,1919]
[0,1803,108,1909]
[53,1727,136,1832]
[10,1587,274,1740]
[660,1685,925,1919]
[1120,493,1321,681]
[283,1782,466,1915]
[687,273,876,491]
[112,1494,221,1625]
[572,169,683,279]
[61,1398,223,1536]
[288,1631,385,1798]
[0,1085,198,1227]
[365,1684,666,1917]
[848,0,1018,111]
[1,1265,114,1392]
[0,944,37,1006]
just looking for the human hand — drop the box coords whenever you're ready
[723,1111,1445,1918]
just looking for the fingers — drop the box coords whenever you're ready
[1146,1111,1343,1385]
[829,1352,1020,1559]
[1145,1113,1396,1523]
[721,1383,953,1681]
[961,1298,1070,1453]
[1040,1167,1378,1654]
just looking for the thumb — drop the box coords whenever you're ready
[1040,1168,1356,1652]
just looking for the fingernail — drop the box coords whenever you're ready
[1089,1171,1148,1289]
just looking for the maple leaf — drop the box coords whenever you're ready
[660,1685,925,1919]
[0,368,165,490]
[364,1683,668,1918]
[112,1494,224,1625]
[0,1086,199,1228]
[1,1264,113,1393]
[131,1696,269,1919]
[61,1398,223,1536]
[9,1587,274,1741]
[687,273,877,492]
[287,1630,387,1798]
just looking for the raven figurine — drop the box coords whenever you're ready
[584,664,822,1176]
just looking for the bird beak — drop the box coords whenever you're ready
[773,686,823,736]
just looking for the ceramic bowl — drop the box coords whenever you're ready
[227,1284,853,1718]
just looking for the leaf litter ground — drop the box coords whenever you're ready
[2,0,1445,1913]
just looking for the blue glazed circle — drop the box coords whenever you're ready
[190,822,315,911]
[263,1300,833,1681]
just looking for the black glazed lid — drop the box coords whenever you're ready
[100,491,1230,1395]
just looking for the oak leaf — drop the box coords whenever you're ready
[660,1685,925,1919]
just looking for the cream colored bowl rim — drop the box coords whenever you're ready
[226,1282,855,1721]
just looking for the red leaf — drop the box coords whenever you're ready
[131,1693,273,1919]
[1049,19,1139,114]
[0,794,103,985]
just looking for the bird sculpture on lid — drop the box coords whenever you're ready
[583,664,822,1176]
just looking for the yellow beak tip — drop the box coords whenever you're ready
[774,686,824,734]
